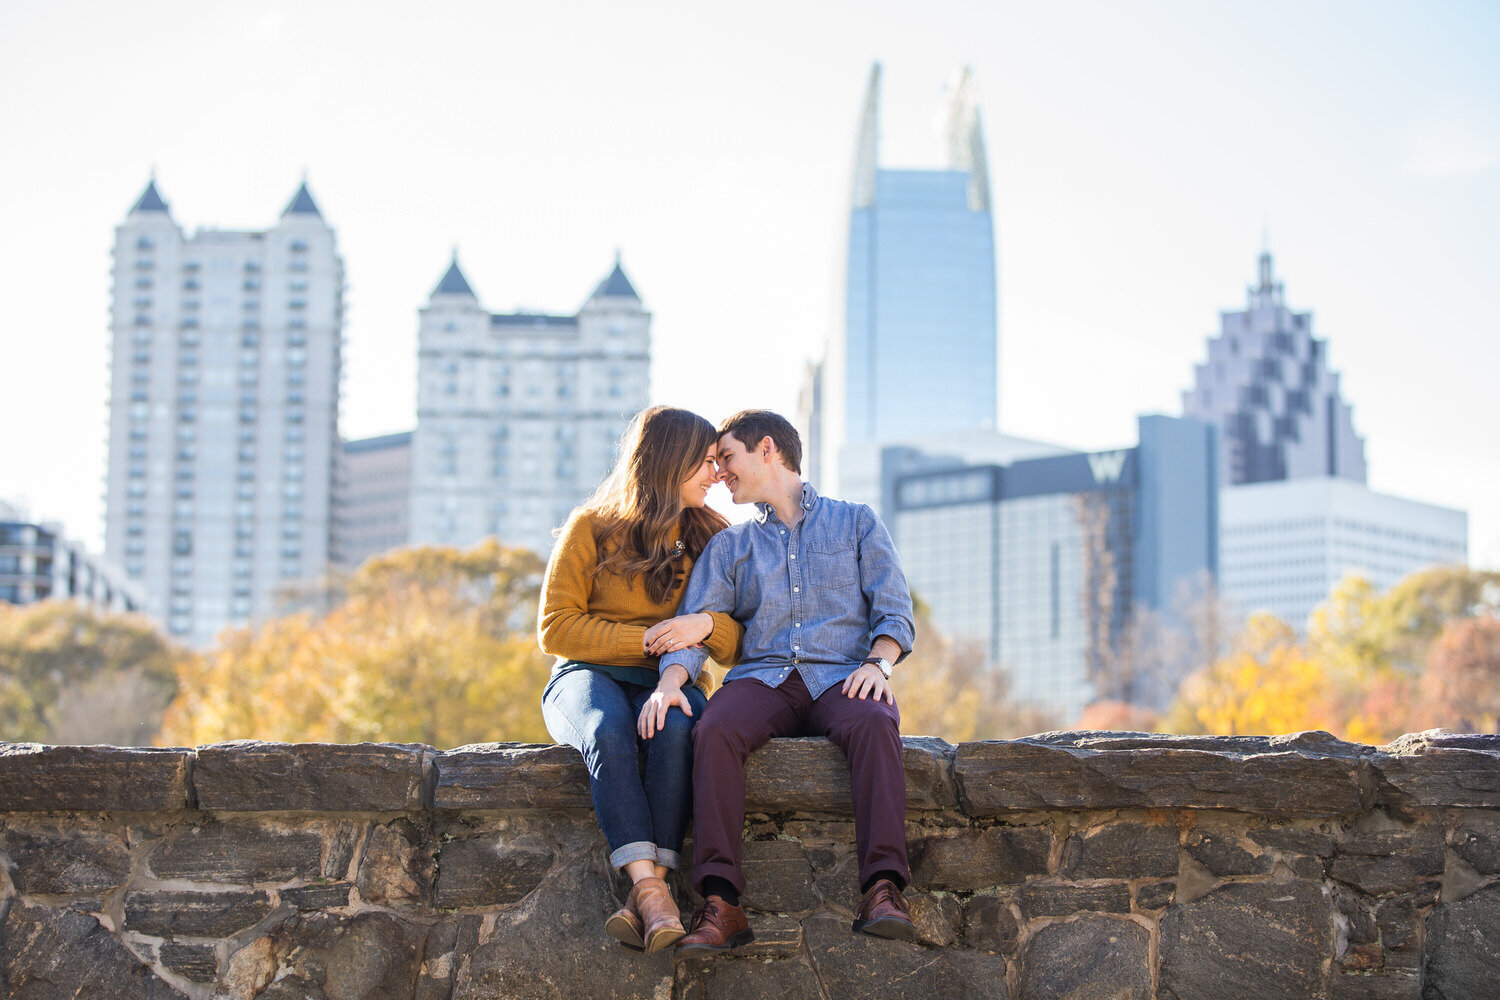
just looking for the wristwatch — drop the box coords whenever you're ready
[862,656,893,679]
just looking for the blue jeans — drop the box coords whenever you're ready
[541,667,708,871]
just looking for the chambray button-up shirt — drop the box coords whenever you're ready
[661,483,915,699]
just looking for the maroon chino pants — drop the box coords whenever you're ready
[690,671,909,896]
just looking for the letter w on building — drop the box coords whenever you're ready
[1086,451,1127,483]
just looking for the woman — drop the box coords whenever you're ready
[538,405,740,954]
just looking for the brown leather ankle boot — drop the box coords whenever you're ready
[630,876,686,954]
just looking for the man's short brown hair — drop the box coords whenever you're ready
[719,410,802,474]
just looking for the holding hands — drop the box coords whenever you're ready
[643,612,713,656]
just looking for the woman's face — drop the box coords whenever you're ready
[678,445,721,508]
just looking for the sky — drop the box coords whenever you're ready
[2,0,1497,565]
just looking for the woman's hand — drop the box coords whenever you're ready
[643,612,713,656]
[638,665,694,738]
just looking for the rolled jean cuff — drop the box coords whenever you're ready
[655,848,681,871]
[609,841,659,870]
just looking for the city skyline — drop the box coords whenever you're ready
[2,1,1496,567]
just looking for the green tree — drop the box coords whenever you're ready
[0,602,183,745]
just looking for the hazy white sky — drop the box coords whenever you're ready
[2,0,1497,564]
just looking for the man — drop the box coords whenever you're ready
[642,409,917,954]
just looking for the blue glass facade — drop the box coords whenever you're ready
[844,169,997,445]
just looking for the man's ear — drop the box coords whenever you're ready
[759,436,776,463]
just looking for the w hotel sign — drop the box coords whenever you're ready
[893,447,1138,511]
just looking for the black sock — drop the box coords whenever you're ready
[702,876,740,906]
[861,870,906,893]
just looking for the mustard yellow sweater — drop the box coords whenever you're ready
[538,511,740,688]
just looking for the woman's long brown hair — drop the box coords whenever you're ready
[581,406,729,603]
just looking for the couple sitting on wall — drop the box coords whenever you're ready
[538,406,917,955]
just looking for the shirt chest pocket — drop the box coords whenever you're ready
[805,541,859,591]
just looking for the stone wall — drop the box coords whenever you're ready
[1,731,1498,1000]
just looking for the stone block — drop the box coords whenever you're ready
[1339,824,1445,867]
[414,914,483,1000]
[1020,881,1131,917]
[1376,887,1440,952]
[910,824,1051,890]
[1,825,131,895]
[1019,915,1151,1000]
[804,913,1009,999]
[742,736,957,814]
[1159,880,1332,1000]
[158,941,218,983]
[1422,884,1500,1000]
[1453,827,1500,874]
[1060,821,1178,879]
[433,836,553,909]
[741,839,817,913]
[194,741,428,812]
[0,744,190,812]
[233,911,427,1000]
[145,821,323,883]
[1249,826,1337,856]
[1375,733,1500,809]
[962,892,1019,954]
[907,889,960,946]
[123,889,274,938]
[1334,885,1379,945]
[281,882,352,909]
[811,850,862,913]
[1135,881,1175,911]
[1,901,187,999]
[1329,970,1422,1000]
[955,731,1371,815]
[1331,855,1438,896]
[1185,830,1273,875]
[357,818,433,907]
[435,743,592,811]
[738,914,804,958]
[693,955,824,1000]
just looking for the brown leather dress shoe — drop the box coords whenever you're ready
[675,895,754,956]
[852,878,918,941]
[631,876,686,954]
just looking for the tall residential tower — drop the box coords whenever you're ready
[104,179,343,646]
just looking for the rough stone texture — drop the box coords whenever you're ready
[1330,970,1422,1000]
[741,839,818,913]
[1376,732,1500,809]
[1020,916,1152,1000]
[0,824,132,895]
[1451,826,1500,874]
[962,892,1019,954]
[0,744,191,812]
[1021,881,1132,917]
[1159,880,1333,1000]
[2,901,187,999]
[907,889,961,946]
[911,825,1051,890]
[194,741,428,812]
[357,818,433,907]
[688,955,824,1000]
[434,742,593,811]
[433,835,553,909]
[1135,881,1176,911]
[804,912,1009,1000]
[123,889,274,938]
[743,735,957,813]
[158,942,218,984]
[1250,825,1338,856]
[1061,822,1179,879]
[1185,830,1273,875]
[956,731,1372,815]
[145,822,323,883]
[736,913,803,958]
[1421,884,1500,999]
[280,882,352,909]
[229,911,427,1000]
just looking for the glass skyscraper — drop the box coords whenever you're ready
[818,64,997,490]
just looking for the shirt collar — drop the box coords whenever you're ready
[753,482,820,524]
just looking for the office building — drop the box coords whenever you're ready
[104,178,343,646]
[891,415,1218,720]
[0,501,141,613]
[1220,478,1467,628]
[816,63,998,494]
[409,254,650,556]
[1182,251,1366,486]
[335,431,413,570]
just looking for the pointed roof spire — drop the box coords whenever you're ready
[851,62,881,209]
[942,65,991,212]
[432,249,477,298]
[129,176,170,215]
[281,179,323,218]
[590,252,640,300]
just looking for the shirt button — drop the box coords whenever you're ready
[794,622,800,627]
[789,554,796,560]
[794,645,800,651]
[794,586,800,592]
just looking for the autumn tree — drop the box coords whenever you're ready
[159,540,553,747]
[0,601,183,745]
[1420,615,1500,733]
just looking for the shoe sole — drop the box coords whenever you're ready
[605,914,645,952]
[852,916,918,941]
[644,925,687,954]
[674,930,756,958]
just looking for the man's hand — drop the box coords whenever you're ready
[841,662,894,704]
[638,665,694,738]
[644,613,713,656]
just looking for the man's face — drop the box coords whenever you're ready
[716,432,764,505]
